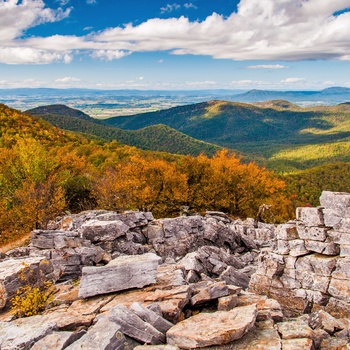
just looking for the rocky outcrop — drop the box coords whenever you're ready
[250,190,350,319]
[2,193,350,348]
[78,253,161,298]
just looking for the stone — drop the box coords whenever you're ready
[65,317,126,350]
[289,239,309,256]
[332,257,350,280]
[320,191,350,215]
[134,346,179,350]
[320,337,350,350]
[296,206,324,226]
[80,219,129,242]
[68,295,114,315]
[130,302,174,334]
[107,305,165,344]
[322,208,343,228]
[281,338,313,350]
[276,223,299,240]
[297,225,329,242]
[328,278,350,303]
[190,281,229,306]
[100,285,192,323]
[42,308,95,331]
[340,244,350,257]
[295,254,338,277]
[305,239,339,255]
[166,304,257,349]
[177,252,204,274]
[219,266,250,289]
[217,295,238,311]
[0,256,56,310]
[329,231,350,245]
[277,240,290,254]
[31,331,85,350]
[277,319,313,339]
[0,315,57,350]
[78,253,161,298]
[308,310,348,334]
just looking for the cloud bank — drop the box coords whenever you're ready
[1,0,350,64]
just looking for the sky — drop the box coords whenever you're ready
[1,0,350,90]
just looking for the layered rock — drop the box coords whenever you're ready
[78,253,161,298]
[250,190,350,318]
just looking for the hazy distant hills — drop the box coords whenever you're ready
[25,105,221,156]
[232,87,350,104]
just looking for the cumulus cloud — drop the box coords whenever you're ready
[186,80,217,87]
[247,64,288,69]
[2,0,350,64]
[0,46,72,64]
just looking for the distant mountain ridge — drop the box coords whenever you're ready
[25,104,222,157]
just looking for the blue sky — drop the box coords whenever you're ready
[1,0,350,90]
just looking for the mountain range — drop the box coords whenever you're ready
[26,105,221,157]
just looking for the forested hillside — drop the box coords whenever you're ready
[105,100,350,172]
[0,104,290,246]
[26,105,221,157]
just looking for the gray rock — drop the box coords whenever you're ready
[130,302,174,334]
[107,305,165,344]
[78,253,161,298]
[31,331,85,350]
[190,281,229,306]
[296,207,324,227]
[0,315,57,350]
[80,219,129,242]
[65,317,125,350]
[0,257,56,310]
[166,304,257,349]
[219,266,250,289]
[320,191,350,215]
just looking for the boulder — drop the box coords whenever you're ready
[80,220,129,242]
[190,281,229,306]
[65,317,125,350]
[0,315,56,350]
[296,207,324,227]
[166,304,257,349]
[106,305,165,344]
[130,302,173,334]
[78,253,161,298]
[0,257,56,310]
[31,331,85,350]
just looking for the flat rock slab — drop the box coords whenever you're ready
[65,317,125,350]
[166,304,257,349]
[78,253,161,298]
[0,315,57,350]
[31,331,85,350]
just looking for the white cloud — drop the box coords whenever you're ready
[55,76,81,83]
[160,3,181,14]
[158,59,164,63]
[2,0,350,64]
[136,76,144,81]
[247,64,288,69]
[184,3,197,9]
[86,0,97,4]
[230,79,270,87]
[0,0,71,41]
[281,77,306,83]
[91,50,130,61]
[0,46,72,64]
